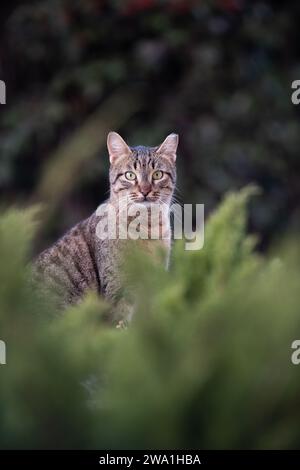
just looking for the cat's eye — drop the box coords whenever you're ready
[152,170,164,180]
[125,171,136,181]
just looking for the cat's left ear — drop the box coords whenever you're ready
[156,133,179,161]
[107,132,132,164]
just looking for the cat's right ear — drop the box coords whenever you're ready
[107,132,131,164]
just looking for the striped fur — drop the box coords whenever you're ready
[34,133,178,316]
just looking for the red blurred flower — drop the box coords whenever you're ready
[217,0,244,12]
[167,0,194,14]
[123,0,157,15]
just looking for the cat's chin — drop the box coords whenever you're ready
[130,200,157,208]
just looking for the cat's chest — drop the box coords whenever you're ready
[95,205,172,269]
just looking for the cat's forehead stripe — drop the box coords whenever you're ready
[129,146,175,169]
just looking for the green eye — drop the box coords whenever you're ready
[125,171,136,181]
[153,170,163,180]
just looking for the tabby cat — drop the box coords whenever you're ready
[35,132,178,316]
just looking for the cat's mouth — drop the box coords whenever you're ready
[131,195,159,204]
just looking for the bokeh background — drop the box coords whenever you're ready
[0,0,299,253]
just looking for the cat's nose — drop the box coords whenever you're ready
[139,184,151,197]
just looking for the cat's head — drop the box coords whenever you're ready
[107,132,178,207]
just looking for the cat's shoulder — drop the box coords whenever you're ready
[35,212,96,263]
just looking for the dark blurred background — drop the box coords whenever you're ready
[0,0,299,253]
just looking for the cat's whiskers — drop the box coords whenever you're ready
[157,197,182,228]
[171,193,182,205]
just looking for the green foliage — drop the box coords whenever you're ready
[0,189,300,449]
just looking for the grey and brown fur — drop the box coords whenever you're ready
[34,132,178,315]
